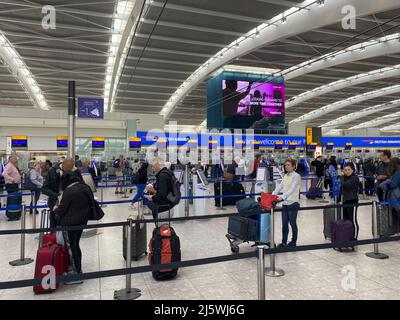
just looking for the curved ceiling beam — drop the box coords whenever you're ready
[291,84,400,124]
[320,99,400,132]
[161,0,400,121]
[349,108,400,130]
[104,0,146,112]
[381,123,400,132]
[0,33,49,110]
[286,64,400,109]
[284,33,400,81]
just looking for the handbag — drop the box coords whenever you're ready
[89,198,104,221]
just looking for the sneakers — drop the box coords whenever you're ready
[288,241,297,247]
[64,272,84,285]
[277,243,287,248]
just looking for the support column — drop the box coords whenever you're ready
[68,81,76,159]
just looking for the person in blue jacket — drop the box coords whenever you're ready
[387,158,400,190]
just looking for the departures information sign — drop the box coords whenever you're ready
[78,97,104,119]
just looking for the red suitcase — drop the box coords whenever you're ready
[33,242,69,294]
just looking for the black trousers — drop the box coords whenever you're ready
[342,199,359,240]
[67,230,83,273]
[47,197,58,227]
[146,200,171,220]
[29,189,41,214]
[5,183,19,194]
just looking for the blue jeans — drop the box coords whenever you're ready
[281,202,300,245]
[131,184,146,204]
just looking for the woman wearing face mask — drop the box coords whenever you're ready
[340,163,360,240]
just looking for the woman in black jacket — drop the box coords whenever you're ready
[54,171,92,280]
[340,163,360,240]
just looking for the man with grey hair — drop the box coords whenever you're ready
[144,157,174,220]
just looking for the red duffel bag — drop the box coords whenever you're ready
[260,193,279,210]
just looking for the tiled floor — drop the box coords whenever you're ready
[0,185,399,300]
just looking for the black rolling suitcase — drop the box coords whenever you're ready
[122,212,147,260]
[6,192,22,221]
[323,197,342,240]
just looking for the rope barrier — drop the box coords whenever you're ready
[0,201,375,235]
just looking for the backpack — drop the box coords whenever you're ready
[113,159,120,169]
[163,170,181,208]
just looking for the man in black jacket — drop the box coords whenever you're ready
[311,156,326,178]
[41,160,61,227]
[145,157,173,220]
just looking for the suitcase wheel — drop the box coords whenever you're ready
[231,245,239,254]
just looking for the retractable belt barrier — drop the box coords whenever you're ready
[2,199,400,299]
[0,201,374,235]
[0,193,33,198]
[1,232,400,291]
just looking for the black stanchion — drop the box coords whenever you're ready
[114,218,141,300]
[9,205,34,267]
[366,201,389,260]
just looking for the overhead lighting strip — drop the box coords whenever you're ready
[104,0,136,112]
[350,107,400,130]
[291,84,400,124]
[286,64,400,109]
[320,100,400,133]
[0,34,49,110]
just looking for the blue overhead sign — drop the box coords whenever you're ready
[136,131,400,148]
[78,97,104,119]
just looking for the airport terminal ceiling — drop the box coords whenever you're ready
[0,1,400,131]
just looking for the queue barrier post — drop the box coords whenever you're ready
[122,175,129,199]
[9,204,34,267]
[265,206,284,277]
[257,245,266,300]
[366,201,389,260]
[100,187,107,208]
[114,218,141,300]
[184,166,190,217]
[216,177,226,211]
[319,177,329,204]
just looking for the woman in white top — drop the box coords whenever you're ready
[272,158,302,247]
[30,162,44,214]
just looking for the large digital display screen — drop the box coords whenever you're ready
[222,81,285,117]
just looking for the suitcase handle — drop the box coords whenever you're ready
[155,204,172,228]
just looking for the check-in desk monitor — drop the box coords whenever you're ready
[196,169,209,186]
[256,167,267,182]
[82,173,97,193]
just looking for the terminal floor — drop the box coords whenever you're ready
[0,187,400,300]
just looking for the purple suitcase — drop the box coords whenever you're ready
[331,219,355,252]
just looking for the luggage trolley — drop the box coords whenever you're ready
[226,198,272,254]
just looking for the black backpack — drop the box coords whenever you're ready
[164,170,181,208]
